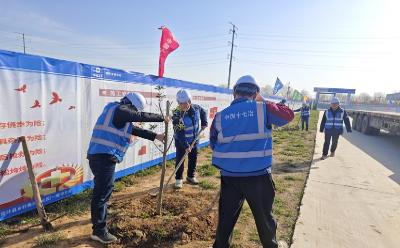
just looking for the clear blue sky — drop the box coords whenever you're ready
[1,0,399,96]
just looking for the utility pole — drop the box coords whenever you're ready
[227,22,237,89]
[286,82,291,107]
[15,32,26,54]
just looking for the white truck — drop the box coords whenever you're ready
[347,110,400,135]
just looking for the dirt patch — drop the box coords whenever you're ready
[0,111,318,248]
[108,191,218,248]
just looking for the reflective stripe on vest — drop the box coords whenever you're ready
[325,109,344,129]
[214,102,271,144]
[212,100,272,173]
[87,103,132,162]
[182,109,200,142]
[301,107,310,117]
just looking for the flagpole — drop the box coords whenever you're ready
[286,82,291,108]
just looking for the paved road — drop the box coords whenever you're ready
[291,112,400,248]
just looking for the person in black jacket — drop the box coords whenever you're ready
[87,92,169,244]
[319,97,351,160]
[172,89,208,188]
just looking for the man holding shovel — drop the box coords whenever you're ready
[172,89,208,189]
[87,92,169,244]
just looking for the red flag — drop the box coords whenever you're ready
[158,26,179,77]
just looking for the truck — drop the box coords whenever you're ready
[347,110,400,136]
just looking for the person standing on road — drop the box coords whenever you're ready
[294,102,311,131]
[172,89,208,189]
[87,92,169,244]
[210,75,294,248]
[319,97,352,160]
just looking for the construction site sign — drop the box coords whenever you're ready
[0,49,232,221]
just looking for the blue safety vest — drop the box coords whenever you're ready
[301,106,310,117]
[87,102,133,162]
[212,100,272,173]
[324,108,344,130]
[175,106,201,144]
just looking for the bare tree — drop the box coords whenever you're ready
[373,92,386,104]
[261,84,273,96]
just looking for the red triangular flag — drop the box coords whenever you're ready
[158,26,179,77]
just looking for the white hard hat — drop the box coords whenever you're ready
[331,97,340,105]
[176,89,192,103]
[125,92,147,111]
[234,75,260,91]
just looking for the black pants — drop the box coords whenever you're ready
[89,159,116,236]
[323,133,340,156]
[301,116,309,131]
[175,145,198,179]
[213,174,278,248]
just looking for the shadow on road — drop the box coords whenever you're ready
[343,131,400,185]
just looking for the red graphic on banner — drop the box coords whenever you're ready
[14,84,27,93]
[0,120,45,129]
[0,162,45,177]
[0,134,45,146]
[49,92,62,104]
[209,107,218,119]
[68,106,76,110]
[99,89,158,98]
[158,26,179,77]
[193,96,217,101]
[30,100,41,108]
[138,145,147,156]
[0,148,46,161]
[0,164,83,209]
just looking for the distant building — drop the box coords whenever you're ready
[386,92,400,102]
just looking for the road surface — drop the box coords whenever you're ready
[291,112,400,248]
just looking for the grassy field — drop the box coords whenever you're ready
[0,110,319,247]
[225,110,319,246]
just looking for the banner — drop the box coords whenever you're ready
[292,89,303,101]
[0,49,232,221]
[158,26,179,77]
[272,77,283,95]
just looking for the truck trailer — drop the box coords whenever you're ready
[347,110,400,136]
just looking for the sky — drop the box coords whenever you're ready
[0,0,399,96]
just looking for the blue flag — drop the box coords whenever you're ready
[273,77,284,95]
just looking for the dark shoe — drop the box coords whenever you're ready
[321,155,328,160]
[91,232,118,244]
[330,152,335,157]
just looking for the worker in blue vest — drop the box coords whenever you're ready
[319,97,352,160]
[87,92,169,244]
[294,102,311,131]
[210,75,294,248]
[172,89,208,188]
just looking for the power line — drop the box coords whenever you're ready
[237,58,368,71]
[227,22,237,89]
[14,32,26,54]
[239,33,400,40]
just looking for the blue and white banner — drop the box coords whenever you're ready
[0,49,232,221]
[272,77,284,95]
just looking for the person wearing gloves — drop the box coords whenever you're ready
[172,89,208,189]
[87,92,169,244]
[210,75,294,248]
[319,97,352,160]
[294,102,311,131]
